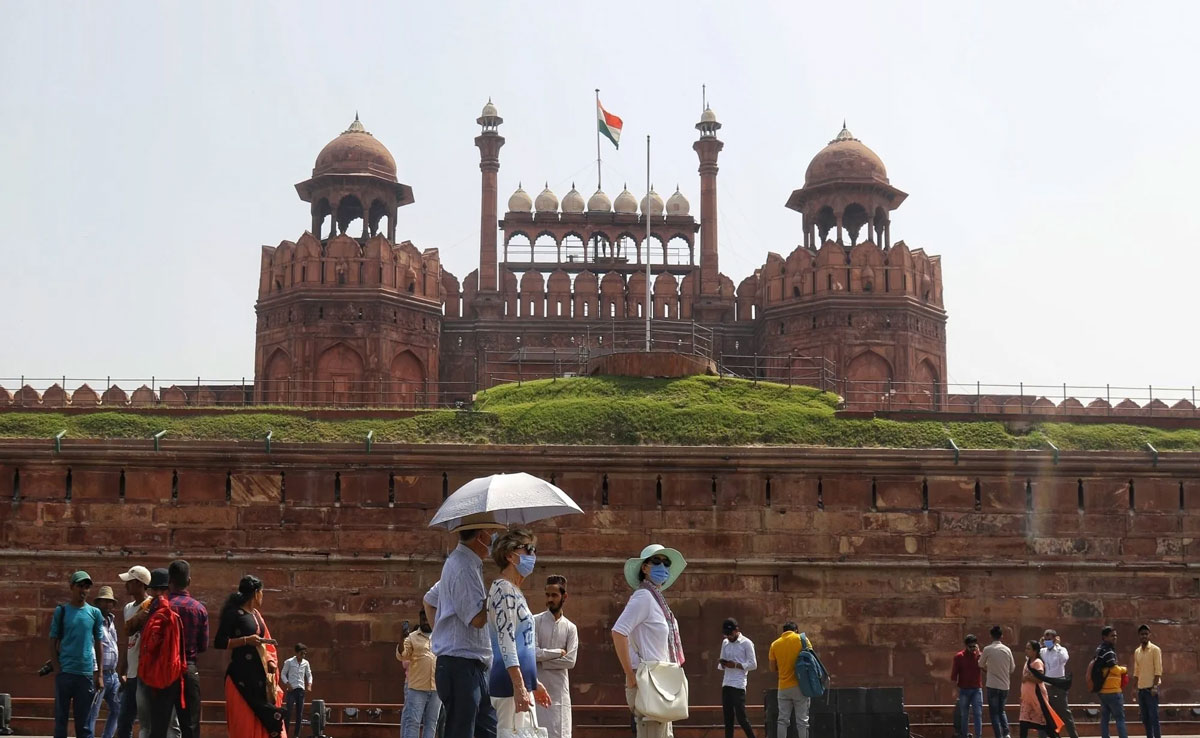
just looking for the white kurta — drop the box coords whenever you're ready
[534,610,578,738]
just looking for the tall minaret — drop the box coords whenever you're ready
[475,100,504,297]
[693,106,725,316]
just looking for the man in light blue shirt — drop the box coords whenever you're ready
[433,523,502,738]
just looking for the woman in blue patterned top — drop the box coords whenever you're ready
[488,528,551,733]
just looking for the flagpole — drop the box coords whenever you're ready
[645,134,652,352]
[595,89,602,191]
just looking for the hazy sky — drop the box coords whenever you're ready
[3,2,1198,398]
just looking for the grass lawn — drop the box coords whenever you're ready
[1,375,1198,450]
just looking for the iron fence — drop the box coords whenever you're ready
[1,371,1196,416]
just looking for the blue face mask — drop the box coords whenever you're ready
[516,553,536,577]
[1044,640,1055,650]
[648,563,670,586]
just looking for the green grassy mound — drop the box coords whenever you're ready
[1,375,1198,450]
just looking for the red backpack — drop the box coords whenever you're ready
[138,596,187,702]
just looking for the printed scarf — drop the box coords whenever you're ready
[639,581,684,665]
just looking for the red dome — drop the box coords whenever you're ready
[313,116,397,181]
[804,126,888,187]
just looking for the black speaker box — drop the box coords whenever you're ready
[809,712,838,737]
[838,712,909,738]
[831,687,869,714]
[810,691,837,714]
[866,687,904,714]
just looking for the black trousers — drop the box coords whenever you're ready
[148,664,201,738]
[722,686,756,738]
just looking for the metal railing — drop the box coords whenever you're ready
[842,379,1200,415]
[716,354,839,391]
[2,371,1196,416]
[0,376,478,410]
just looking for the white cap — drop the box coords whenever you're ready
[118,565,151,585]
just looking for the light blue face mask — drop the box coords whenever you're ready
[1044,640,1055,650]
[516,553,536,577]
[648,563,670,586]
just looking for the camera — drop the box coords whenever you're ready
[37,660,55,676]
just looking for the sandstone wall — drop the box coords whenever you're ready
[0,440,1196,710]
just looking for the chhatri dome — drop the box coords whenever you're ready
[535,183,559,213]
[613,185,638,214]
[313,114,397,181]
[561,184,585,214]
[803,123,888,187]
[508,183,532,213]
[666,186,690,216]
[587,188,612,212]
[640,186,664,216]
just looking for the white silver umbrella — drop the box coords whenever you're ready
[428,472,584,530]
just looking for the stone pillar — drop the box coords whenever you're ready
[475,131,505,294]
[693,135,724,297]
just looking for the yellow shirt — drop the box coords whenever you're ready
[769,631,812,690]
[1133,643,1163,690]
[400,630,437,691]
[1100,664,1126,694]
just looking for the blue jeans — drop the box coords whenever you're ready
[286,688,306,738]
[957,688,982,737]
[1099,692,1128,738]
[434,656,496,738]
[55,671,97,738]
[1137,688,1161,738]
[89,671,121,738]
[403,686,443,738]
[987,687,1009,738]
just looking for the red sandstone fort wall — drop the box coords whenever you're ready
[1,441,1197,710]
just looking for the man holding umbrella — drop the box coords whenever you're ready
[433,516,506,738]
[428,473,585,738]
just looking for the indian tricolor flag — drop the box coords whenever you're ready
[597,98,623,149]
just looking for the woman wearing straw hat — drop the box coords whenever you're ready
[611,544,688,738]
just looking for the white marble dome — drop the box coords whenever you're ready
[614,186,638,214]
[481,99,499,119]
[640,187,664,216]
[665,186,690,216]
[562,184,585,214]
[507,184,532,213]
[534,184,558,213]
[700,106,718,124]
[587,189,612,212]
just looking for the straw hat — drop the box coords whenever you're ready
[450,512,509,533]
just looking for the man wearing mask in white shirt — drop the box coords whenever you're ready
[718,618,757,738]
[1039,629,1078,738]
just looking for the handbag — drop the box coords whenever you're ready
[634,660,690,722]
[498,705,548,738]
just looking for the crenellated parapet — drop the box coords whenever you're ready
[258,232,443,303]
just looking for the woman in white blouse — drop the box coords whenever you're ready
[487,528,551,734]
[611,544,688,738]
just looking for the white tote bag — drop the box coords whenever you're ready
[499,704,549,738]
[634,660,690,722]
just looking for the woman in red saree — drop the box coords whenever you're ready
[214,575,287,738]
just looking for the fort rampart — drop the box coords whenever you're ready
[1,440,1197,712]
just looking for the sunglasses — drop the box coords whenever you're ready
[647,556,672,567]
[517,544,537,555]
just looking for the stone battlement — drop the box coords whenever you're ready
[0,440,1197,711]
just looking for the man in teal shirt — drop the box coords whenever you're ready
[49,570,105,738]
